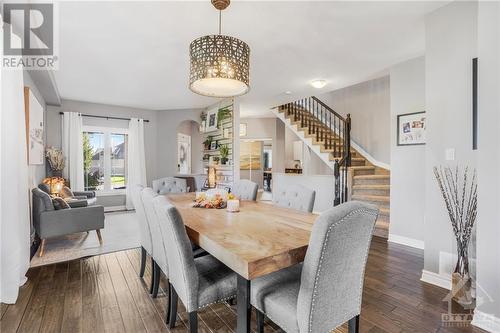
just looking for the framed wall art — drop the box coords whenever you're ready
[397,111,426,146]
[205,107,218,132]
[24,87,45,164]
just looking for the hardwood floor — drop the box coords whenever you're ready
[1,237,486,333]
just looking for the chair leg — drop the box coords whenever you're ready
[39,239,46,257]
[152,262,160,298]
[168,285,178,329]
[256,309,264,333]
[149,257,156,294]
[96,229,103,244]
[139,247,146,278]
[348,315,360,333]
[165,282,171,325]
[188,311,198,333]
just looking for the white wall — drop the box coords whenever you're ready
[423,1,477,275]
[176,120,203,175]
[318,76,391,165]
[389,57,426,245]
[473,1,500,329]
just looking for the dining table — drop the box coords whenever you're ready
[166,192,317,333]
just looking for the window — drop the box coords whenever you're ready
[83,126,128,192]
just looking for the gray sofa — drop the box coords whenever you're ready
[32,188,105,256]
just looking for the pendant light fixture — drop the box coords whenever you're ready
[189,0,250,98]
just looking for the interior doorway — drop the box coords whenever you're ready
[240,139,272,199]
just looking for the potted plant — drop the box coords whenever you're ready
[219,144,229,165]
[212,156,220,165]
[203,136,213,150]
[217,106,232,128]
[434,166,477,306]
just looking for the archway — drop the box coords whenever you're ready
[176,120,203,175]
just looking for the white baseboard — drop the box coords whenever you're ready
[420,269,451,290]
[388,234,424,249]
[472,310,500,333]
[104,205,127,212]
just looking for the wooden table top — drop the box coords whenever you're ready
[166,193,317,280]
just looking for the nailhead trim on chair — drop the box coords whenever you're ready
[198,294,236,310]
[307,208,378,333]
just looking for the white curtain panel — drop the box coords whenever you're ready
[0,28,31,303]
[126,118,147,209]
[62,112,84,191]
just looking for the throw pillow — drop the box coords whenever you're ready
[52,197,71,210]
[60,186,74,199]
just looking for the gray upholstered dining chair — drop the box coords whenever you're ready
[273,184,316,213]
[251,201,379,333]
[141,187,171,300]
[130,185,154,290]
[152,195,237,332]
[231,179,259,201]
[152,177,188,195]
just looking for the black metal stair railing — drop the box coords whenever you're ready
[280,96,351,206]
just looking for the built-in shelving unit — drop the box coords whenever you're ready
[201,99,234,188]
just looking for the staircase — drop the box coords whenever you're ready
[273,97,390,238]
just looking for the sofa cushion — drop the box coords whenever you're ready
[32,188,55,211]
[60,186,74,199]
[53,197,71,210]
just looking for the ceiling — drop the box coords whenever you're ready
[54,1,446,117]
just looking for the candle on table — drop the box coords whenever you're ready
[227,199,240,212]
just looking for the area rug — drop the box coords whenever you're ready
[30,210,140,267]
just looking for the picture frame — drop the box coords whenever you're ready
[24,87,45,164]
[239,123,247,137]
[205,107,218,132]
[397,111,426,146]
[210,141,217,150]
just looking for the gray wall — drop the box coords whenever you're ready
[475,0,500,323]
[46,99,160,185]
[423,1,477,274]
[389,57,426,244]
[318,76,391,165]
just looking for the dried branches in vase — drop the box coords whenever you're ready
[46,147,66,177]
[434,166,477,306]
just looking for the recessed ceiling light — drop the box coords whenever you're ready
[285,91,292,95]
[310,79,327,89]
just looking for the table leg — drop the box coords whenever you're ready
[236,275,251,333]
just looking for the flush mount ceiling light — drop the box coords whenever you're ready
[189,0,250,98]
[310,79,327,89]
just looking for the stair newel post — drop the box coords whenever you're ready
[334,159,340,206]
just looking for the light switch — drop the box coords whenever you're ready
[445,148,455,161]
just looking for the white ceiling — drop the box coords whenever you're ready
[54,1,446,117]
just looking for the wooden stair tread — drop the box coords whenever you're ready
[353,174,390,179]
[352,184,390,190]
[379,207,390,216]
[351,194,390,202]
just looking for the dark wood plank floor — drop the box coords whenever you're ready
[1,237,486,333]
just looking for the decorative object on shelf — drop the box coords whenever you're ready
[397,111,426,146]
[203,136,213,150]
[434,166,477,306]
[212,156,220,165]
[205,107,219,132]
[210,141,217,150]
[217,106,232,128]
[42,177,66,196]
[188,0,250,97]
[208,167,216,188]
[45,147,66,177]
[239,123,247,137]
[219,144,229,165]
[203,154,210,161]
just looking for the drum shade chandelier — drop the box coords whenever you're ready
[189,0,250,98]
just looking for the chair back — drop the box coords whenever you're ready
[152,177,188,195]
[206,188,228,198]
[141,188,169,275]
[273,184,316,212]
[153,195,198,311]
[130,184,153,255]
[231,179,258,201]
[31,188,54,232]
[296,201,378,333]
